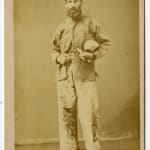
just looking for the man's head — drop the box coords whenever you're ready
[65,0,82,20]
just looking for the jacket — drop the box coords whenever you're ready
[51,15,110,81]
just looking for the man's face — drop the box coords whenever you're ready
[65,0,82,19]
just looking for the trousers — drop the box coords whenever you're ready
[56,69,101,150]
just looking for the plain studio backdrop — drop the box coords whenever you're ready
[14,0,140,148]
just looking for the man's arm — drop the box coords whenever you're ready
[51,26,72,65]
[77,19,110,62]
[51,29,61,64]
[89,19,111,59]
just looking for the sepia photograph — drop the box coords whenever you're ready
[5,0,144,150]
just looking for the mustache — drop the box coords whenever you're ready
[69,7,78,11]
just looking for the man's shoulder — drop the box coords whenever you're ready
[54,19,66,34]
[82,15,92,22]
[82,15,100,26]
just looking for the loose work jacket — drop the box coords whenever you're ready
[51,15,110,81]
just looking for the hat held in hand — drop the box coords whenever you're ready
[82,40,99,53]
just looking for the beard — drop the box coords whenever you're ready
[67,7,82,20]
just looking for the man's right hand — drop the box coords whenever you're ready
[56,53,72,65]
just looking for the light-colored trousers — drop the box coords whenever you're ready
[57,72,101,150]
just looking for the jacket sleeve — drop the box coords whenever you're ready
[89,19,111,59]
[50,26,62,64]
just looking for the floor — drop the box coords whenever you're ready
[16,138,140,150]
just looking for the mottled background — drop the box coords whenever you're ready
[14,0,140,149]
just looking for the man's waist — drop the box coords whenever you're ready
[56,64,96,81]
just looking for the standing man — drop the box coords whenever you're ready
[51,0,110,150]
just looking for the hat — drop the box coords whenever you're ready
[82,40,99,53]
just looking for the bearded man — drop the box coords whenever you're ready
[51,0,110,150]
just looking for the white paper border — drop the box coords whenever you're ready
[0,0,4,149]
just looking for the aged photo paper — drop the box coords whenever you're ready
[5,0,145,150]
